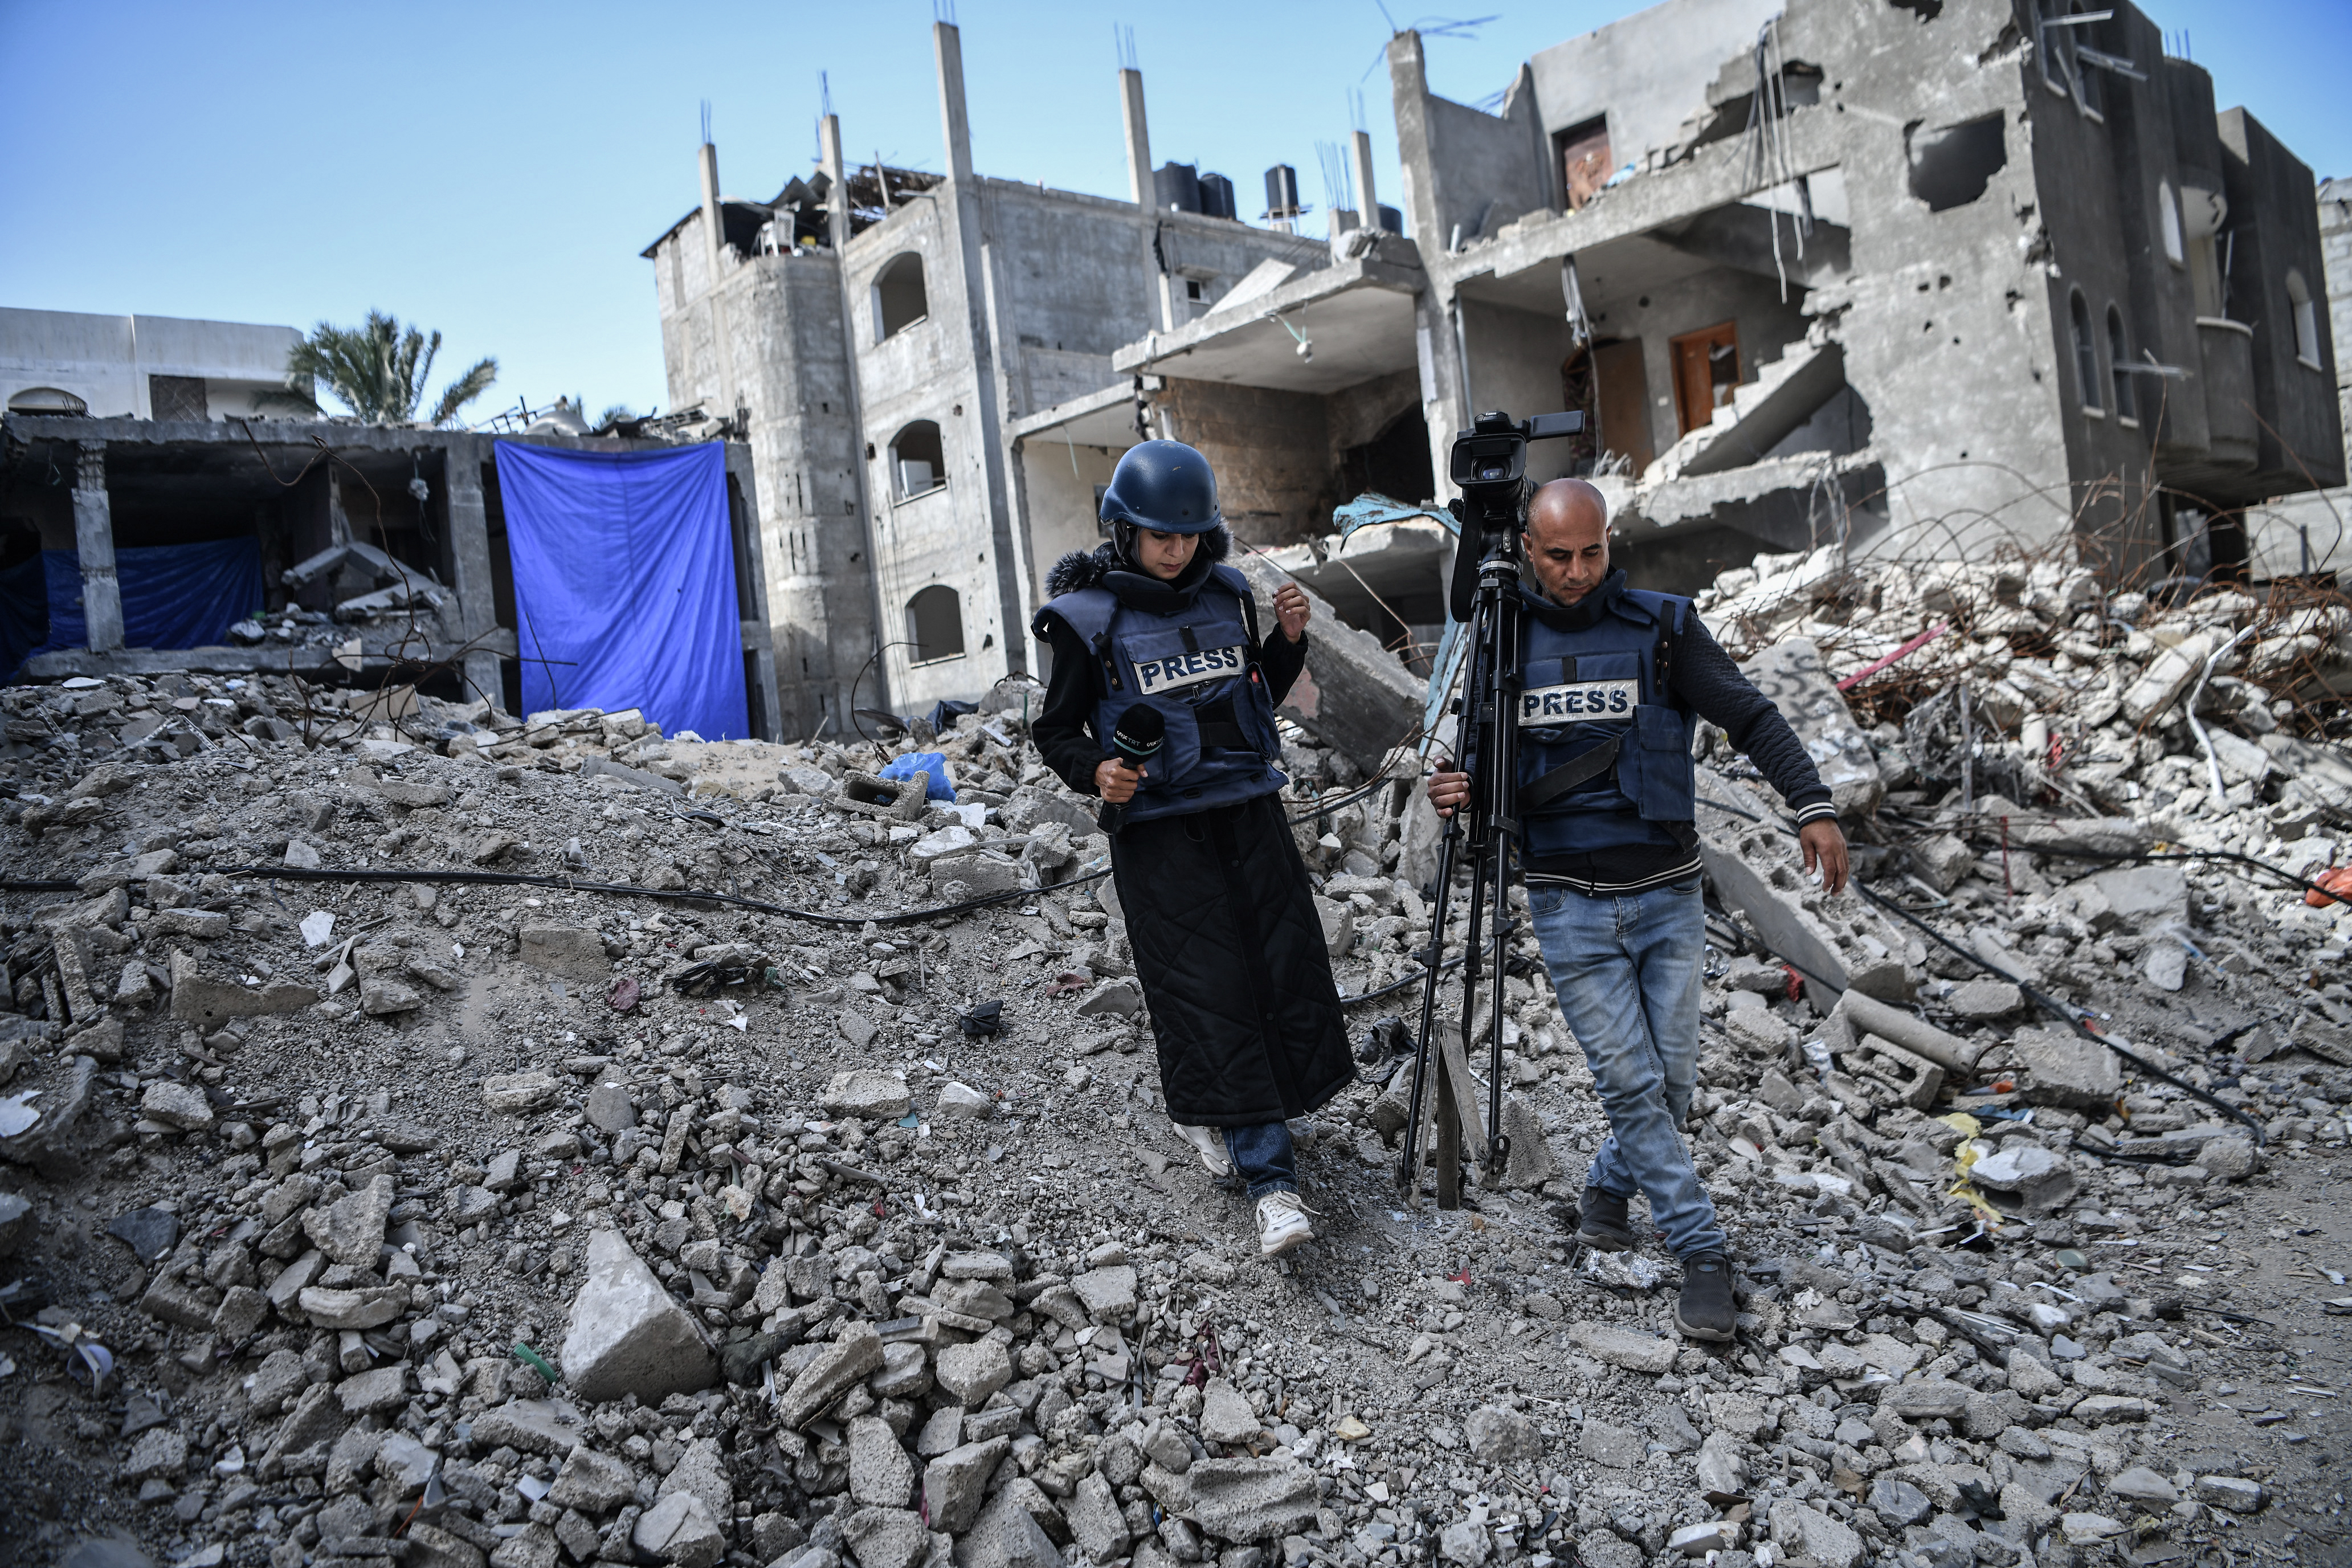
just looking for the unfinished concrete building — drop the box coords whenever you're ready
[1334,0,2338,594]
[644,22,1336,731]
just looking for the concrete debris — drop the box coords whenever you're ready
[0,659,2343,1568]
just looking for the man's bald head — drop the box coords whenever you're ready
[1522,477,1612,606]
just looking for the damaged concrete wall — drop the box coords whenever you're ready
[1525,0,1783,173]
[1154,378,1337,547]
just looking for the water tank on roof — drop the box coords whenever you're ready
[1154,162,1200,214]
[1264,164,1302,220]
[1377,203,1403,234]
[1198,173,1236,221]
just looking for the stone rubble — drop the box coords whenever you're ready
[1,563,2350,1567]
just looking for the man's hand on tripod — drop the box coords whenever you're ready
[1427,769,1471,819]
[1800,818,1851,896]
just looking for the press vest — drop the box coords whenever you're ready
[1037,564,1287,823]
[1514,585,1698,859]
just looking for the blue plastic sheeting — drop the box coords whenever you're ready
[494,441,749,741]
[880,750,957,801]
[7,539,264,674]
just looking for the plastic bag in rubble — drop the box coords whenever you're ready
[880,750,957,802]
[1581,1250,1667,1291]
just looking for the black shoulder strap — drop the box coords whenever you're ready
[1521,736,1623,811]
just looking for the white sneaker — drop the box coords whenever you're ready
[1255,1191,1318,1257]
[1173,1122,1233,1176]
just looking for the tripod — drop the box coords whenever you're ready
[1396,526,1530,1207]
[1395,409,1580,1208]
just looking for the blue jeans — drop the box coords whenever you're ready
[1527,876,1726,1258]
[1223,1122,1297,1199]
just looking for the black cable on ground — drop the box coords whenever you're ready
[1942,834,2344,904]
[1693,793,2269,1144]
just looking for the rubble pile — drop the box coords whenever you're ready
[2,556,2351,1568]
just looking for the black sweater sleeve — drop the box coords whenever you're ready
[1033,612,1308,797]
[1667,612,1838,824]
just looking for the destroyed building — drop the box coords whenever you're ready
[1,308,305,425]
[0,415,784,737]
[652,1,2342,734]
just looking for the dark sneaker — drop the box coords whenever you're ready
[1675,1251,1737,1342]
[1574,1187,1635,1252]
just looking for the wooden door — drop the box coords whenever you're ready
[1591,339,1655,477]
[1670,320,1741,436]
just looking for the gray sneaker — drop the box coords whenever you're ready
[1575,1187,1635,1252]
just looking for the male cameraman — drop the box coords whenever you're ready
[1426,479,1848,1340]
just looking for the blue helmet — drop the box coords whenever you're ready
[1099,440,1223,535]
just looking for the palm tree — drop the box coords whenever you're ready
[261,311,498,426]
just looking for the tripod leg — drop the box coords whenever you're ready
[1485,838,1513,1170]
[1434,1057,1461,1210]
[1397,821,1461,1204]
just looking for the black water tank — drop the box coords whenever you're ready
[1154,162,1200,213]
[1264,164,1301,218]
[1198,173,1236,220]
[1378,203,1403,234]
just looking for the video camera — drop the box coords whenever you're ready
[1447,409,1584,620]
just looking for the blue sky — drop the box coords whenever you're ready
[2,0,2342,422]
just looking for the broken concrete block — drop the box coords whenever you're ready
[1769,1501,1864,1568]
[481,1071,562,1114]
[303,1173,394,1265]
[0,1191,31,1257]
[1313,895,1355,959]
[1577,1418,1643,1469]
[929,852,1023,903]
[548,1444,636,1513]
[844,1507,930,1568]
[778,1321,884,1428]
[934,1338,1014,1407]
[934,1081,992,1119]
[2195,1475,2265,1513]
[955,1487,1067,1568]
[168,950,316,1026]
[1739,636,1882,818]
[924,1436,1014,1533]
[1184,1456,1323,1542]
[1069,1264,1138,1321]
[1567,1321,1677,1375]
[633,1491,726,1568]
[1833,989,1983,1075]
[1966,1144,2077,1212]
[2077,864,2187,934]
[1463,1405,1542,1464]
[2120,631,2216,724]
[1074,978,1142,1018]
[822,1070,911,1120]
[1945,979,2023,1020]
[1497,1095,1560,1189]
[560,1228,718,1402]
[2014,1026,2122,1113]
[848,1414,917,1507]
[296,1285,406,1330]
[1234,556,1420,774]
[140,1080,215,1132]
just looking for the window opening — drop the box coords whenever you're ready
[889,420,946,499]
[2071,291,2102,413]
[873,252,929,342]
[2158,181,2184,265]
[2287,271,2322,367]
[2105,305,2135,421]
[906,585,965,664]
[1906,115,2006,211]
[1554,116,1612,212]
[1669,321,1740,437]
[148,374,208,422]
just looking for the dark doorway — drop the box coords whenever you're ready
[1592,338,1656,476]
[1338,407,1434,504]
[1670,321,1741,437]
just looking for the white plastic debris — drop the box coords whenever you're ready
[299,910,337,947]
[0,1092,42,1138]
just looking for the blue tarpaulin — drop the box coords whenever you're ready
[493,441,748,740]
[3,538,264,675]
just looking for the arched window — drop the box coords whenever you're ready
[6,386,88,415]
[873,252,928,342]
[888,420,946,499]
[2069,291,2102,413]
[2157,180,2184,266]
[2287,270,2322,368]
[906,585,965,664]
[2106,305,2135,422]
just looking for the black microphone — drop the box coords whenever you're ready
[1096,705,1165,836]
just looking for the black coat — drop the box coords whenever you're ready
[1035,538,1354,1128]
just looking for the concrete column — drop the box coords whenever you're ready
[326,468,352,546]
[71,442,124,653]
[934,20,1030,680]
[1351,129,1380,228]
[699,139,738,423]
[934,23,975,185]
[1119,68,1153,207]
[822,112,891,720]
[442,439,502,707]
